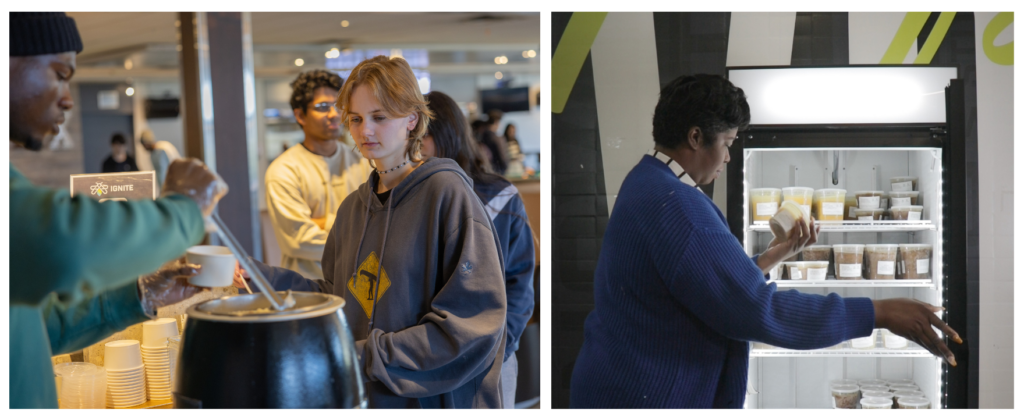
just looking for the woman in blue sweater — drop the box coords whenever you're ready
[569,74,961,408]
[420,90,536,408]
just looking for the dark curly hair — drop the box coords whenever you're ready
[289,69,344,121]
[652,74,750,150]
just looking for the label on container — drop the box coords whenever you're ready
[899,260,905,275]
[807,267,827,280]
[880,198,889,209]
[884,333,908,349]
[892,181,913,192]
[789,268,803,280]
[848,207,858,218]
[892,197,912,207]
[858,196,881,210]
[800,204,811,216]
[859,216,874,221]
[769,265,781,280]
[908,211,922,221]
[756,202,778,216]
[877,261,895,276]
[822,202,844,216]
[851,334,875,349]
[839,263,862,278]
[917,259,930,274]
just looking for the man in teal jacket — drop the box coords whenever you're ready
[9,12,228,408]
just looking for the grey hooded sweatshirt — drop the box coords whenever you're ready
[253,157,508,408]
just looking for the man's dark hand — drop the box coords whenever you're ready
[873,298,962,365]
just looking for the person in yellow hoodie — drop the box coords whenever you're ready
[264,69,372,280]
[9,12,228,408]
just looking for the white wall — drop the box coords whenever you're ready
[973,12,1014,409]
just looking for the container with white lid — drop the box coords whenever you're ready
[890,205,925,221]
[851,329,878,350]
[886,379,916,387]
[750,188,782,222]
[858,379,888,387]
[864,244,899,280]
[897,396,931,409]
[882,329,908,349]
[888,191,920,207]
[862,390,894,401]
[861,397,893,409]
[859,384,889,393]
[813,189,847,221]
[890,176,918,192]
[854,191,884,210]
[830,384,860,409]
[897,244,932,279]
[832,244,864,280]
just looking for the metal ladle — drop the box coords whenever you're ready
[210,211,295,311]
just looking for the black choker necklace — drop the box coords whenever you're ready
[376,159,410,174]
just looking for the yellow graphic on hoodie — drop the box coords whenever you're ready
[348,251,391,318]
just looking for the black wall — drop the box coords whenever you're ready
[551,12,609,409]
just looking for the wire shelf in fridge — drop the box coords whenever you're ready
[748,220,935,233]
[751,342,934,358]
[769,279,934,288]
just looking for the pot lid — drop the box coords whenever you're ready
[187,292,345,323]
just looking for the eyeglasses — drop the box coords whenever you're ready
[310,102,338,113]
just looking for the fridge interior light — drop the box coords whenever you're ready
[729,67,957,125]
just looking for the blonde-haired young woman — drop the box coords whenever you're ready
[238,56,508,408]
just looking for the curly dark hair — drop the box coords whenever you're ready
[289,69,343,117]
[652,74,750,150]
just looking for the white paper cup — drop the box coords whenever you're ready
[104,340,144,371]
[186,245,237,287]
[142,318,179,347]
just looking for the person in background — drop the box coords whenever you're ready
[503,123,522,163]
[101,133,139,173]
[569,74,961,408]
[235,56,508,408]
[9,12,228,408]
[477,110,508,175]
[421,90,535,408]
[139,128,181,188]
[264,69,372,280]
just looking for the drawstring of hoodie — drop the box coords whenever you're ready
[367,194,393,331]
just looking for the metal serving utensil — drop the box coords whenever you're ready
[210,212,294,311]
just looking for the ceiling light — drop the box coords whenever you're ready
[294,58,305,66]
[495,71,503,80]
[125,87,135,97]
[124,59,133,70]
[528,50,536,58]
[341,20,350,27]
[522,51,529,58]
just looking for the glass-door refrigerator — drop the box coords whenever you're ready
[726,66,970,409]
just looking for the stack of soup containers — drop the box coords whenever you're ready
[55,362,106,409]
[104,340,147,408]
[141,318,180,401]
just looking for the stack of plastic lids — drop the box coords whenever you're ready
[167,335,182,390]
[55,362,107,409]
[104,340,148,408]
[141,319,179,401]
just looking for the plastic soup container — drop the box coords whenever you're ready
[897,396,931,409]
[831,384,860,409]
[888,191,920,207]
[832,244,864,280]
[782,187,814,216]
[814,189,847,221]
[890,205,924,221]
[864,244,899,280]
[770,201,810,241]
[854,191,884,210]
[890,176,918,192]
[750,188,782,222]
[801,245,833,277]
[897,244,932,279]
[861,397,893,409]
[854,208,885,221]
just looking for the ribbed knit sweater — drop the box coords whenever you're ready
[569,155,875,408]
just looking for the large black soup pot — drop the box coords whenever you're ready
[173,292,366,408]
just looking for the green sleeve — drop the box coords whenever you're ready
[43,282,154,356]
[9,167,205,306]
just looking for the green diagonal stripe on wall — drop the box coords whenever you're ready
[552,12,607,114]
[914,12,957,64]
[880,12,931,64]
